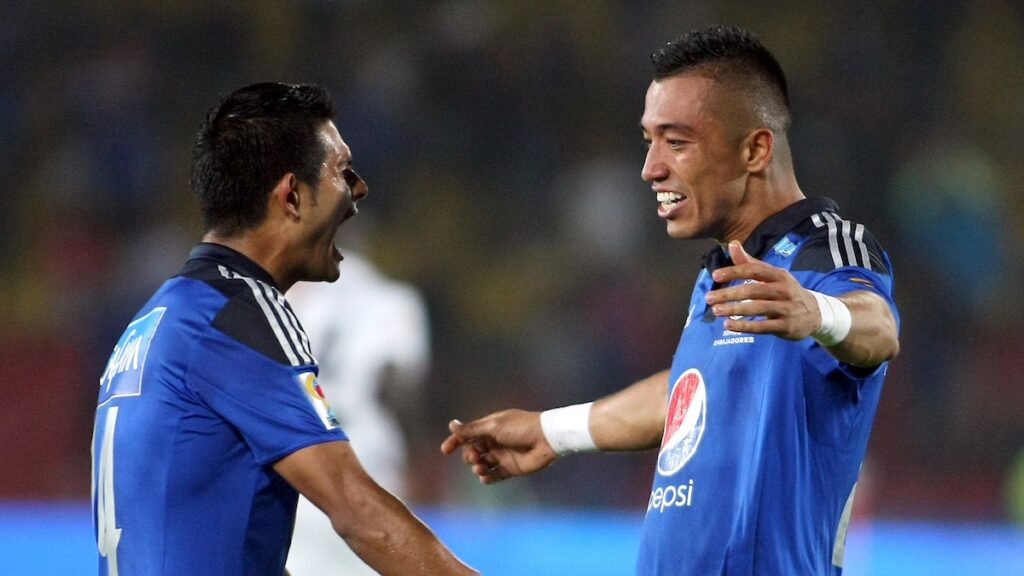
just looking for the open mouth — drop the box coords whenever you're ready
[657,191,685,209]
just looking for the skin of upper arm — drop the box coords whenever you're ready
[833,290,899,367]
[591,369,669,451]
[273,440,379,533]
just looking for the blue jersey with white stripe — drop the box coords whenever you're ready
[636,198,898,575]
[91,243,347,576]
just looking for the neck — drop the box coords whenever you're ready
[721,168,804,245]
[202,230,295,291]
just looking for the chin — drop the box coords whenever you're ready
[322,265,341,283]
[305,264,341,284]
[666,223,695,239]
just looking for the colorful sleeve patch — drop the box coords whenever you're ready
[296,372,340,430]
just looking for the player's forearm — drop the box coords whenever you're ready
[331,484,477,575]
[590,370,668,451]
[826,291,899,367]
[275,442,476,574]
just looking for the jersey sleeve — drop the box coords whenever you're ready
[188,332,347,465]
[792,223,898,316]
[792,222,900,380]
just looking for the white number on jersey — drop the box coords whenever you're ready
[96,406,122,576]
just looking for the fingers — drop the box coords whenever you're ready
[441,418,508,483]
[727,240,753,265]
[440,434,463,455]
[441,417,494,453]
[712,264,778,285]
[460,438,510,484]
[703,244,820,340]
[712,241,778,285]
[442,410,549,484]
[443,420,493,467]
[439,420,468,455]
[449,415,499,441]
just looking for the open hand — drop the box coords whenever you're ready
[705,241,821,340]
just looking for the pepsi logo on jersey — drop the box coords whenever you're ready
[657,369,707,476]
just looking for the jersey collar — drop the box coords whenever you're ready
[186,242,280,289]
[701,197,839,274]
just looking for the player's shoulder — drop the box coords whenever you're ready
[790,209,891,275]
[179,259,316,367]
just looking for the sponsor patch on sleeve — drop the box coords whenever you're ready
[297,372,341,430]
[772,235,798,258]
[98,307,166,406]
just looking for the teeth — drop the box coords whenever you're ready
[657,192,683,205]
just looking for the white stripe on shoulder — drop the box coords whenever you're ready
[258,281,315,365]
[266,288,314,361]
[828,211,874,271]
[277,295,317,364]
[813,212,875,271]
[245,278,302,366]
[840,216,861,267]
[854,223,872,271]
[217,265,303,366]
[812,212,844,268]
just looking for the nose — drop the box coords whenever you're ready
[641,143,667,183]
[347,168,368,201]
[353,178,368,201]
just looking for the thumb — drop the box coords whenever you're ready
[448,417,488,439]
[728,240,755,265]
[448,419,466,435]
[440,419,474,455]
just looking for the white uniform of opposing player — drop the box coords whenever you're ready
[286,253,431,576]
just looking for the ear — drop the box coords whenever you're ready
[270,173,301,221]
[742,128,774,173]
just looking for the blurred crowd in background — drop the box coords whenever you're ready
[2,0,1023,524]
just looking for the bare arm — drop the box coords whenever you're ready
[706,241,899,368]
[274,441,477,575]
[590,369,668,451]
[823,290,899,367]
[440,370,669,483]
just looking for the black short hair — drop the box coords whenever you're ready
[190,82,335,235]
[651,26,791,133]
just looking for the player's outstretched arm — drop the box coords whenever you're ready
[440,410,557,484]
[707,241,899,367]
[274,441,478,576]
[590,369,669,451]
[440,370,669,484]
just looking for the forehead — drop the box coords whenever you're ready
[640,74,719,132]
[317,120,350,162]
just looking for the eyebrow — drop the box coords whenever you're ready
[640,122,698,136]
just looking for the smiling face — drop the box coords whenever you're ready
[294,120,367,283]
[640,74,752,242]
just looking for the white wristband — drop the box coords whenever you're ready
[540,402,597,456]
[810,291,852,347]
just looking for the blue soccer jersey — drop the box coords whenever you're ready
[91,243,347,575]
[636,198,898,575]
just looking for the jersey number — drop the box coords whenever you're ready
[96,406,122,575]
